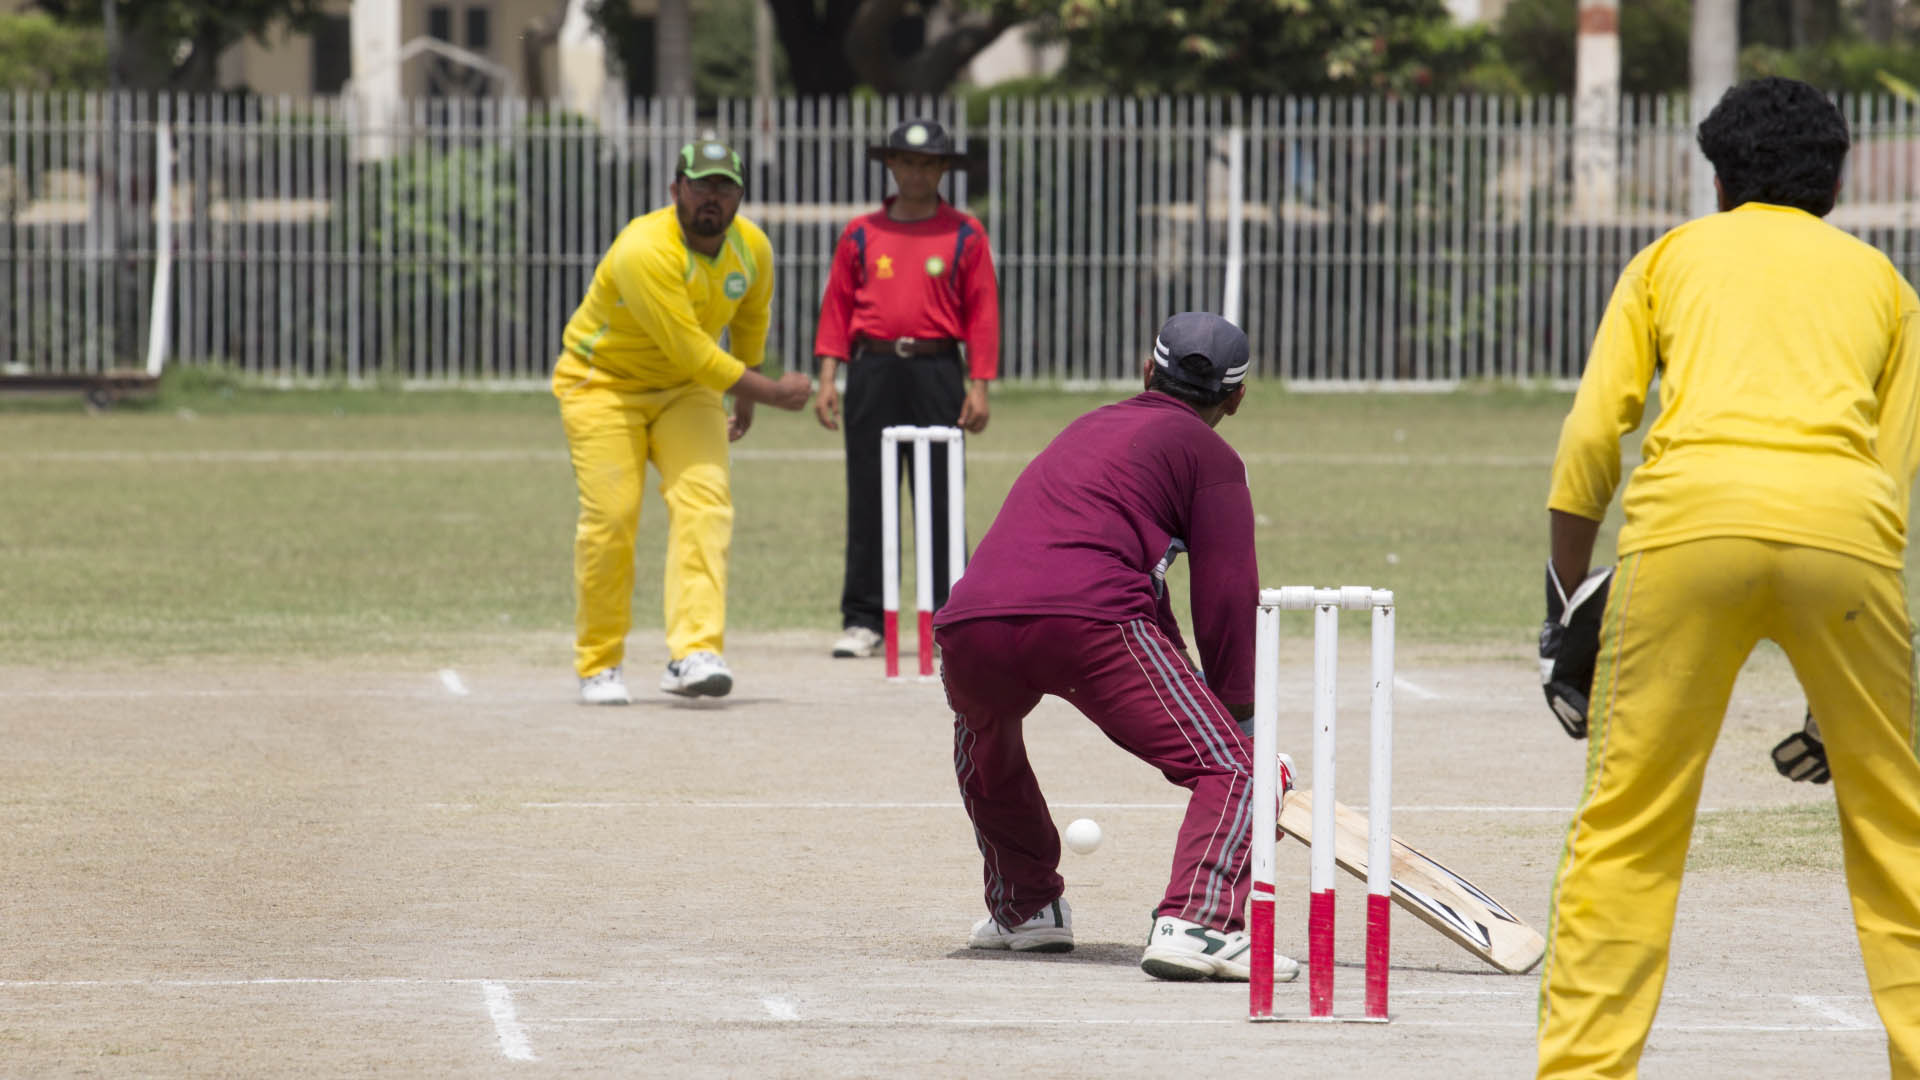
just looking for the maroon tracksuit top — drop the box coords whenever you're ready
[934,390,1258,704]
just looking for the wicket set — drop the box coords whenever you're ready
[880,425,966,680]
[1249,586,1396,1022]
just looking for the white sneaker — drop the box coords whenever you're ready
[832,626,883,658]
[1140,915,1301,983]
[660,651,733,698]
[579,667,631,706]
[967,897,1074,953]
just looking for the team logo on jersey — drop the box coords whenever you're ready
[876,254,894,279]
[924,255,947,277]
[724,272,747,299]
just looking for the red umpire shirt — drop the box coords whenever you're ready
[813,197,1001,378]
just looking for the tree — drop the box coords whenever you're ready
[0,12,106,90]
[1495,0,1691,94]
[1047,0,1494,95]
[761,0,1025,94]
[657,0,694,96]
[31,0,328,92]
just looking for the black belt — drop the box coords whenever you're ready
[855,337,959,358]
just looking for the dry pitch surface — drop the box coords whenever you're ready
[0,636,1889,1078]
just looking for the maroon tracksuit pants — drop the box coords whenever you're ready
[936,613,1255,932]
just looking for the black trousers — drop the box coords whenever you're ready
[841,350,968,633]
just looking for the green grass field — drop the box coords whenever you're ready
[5,370,1628,665]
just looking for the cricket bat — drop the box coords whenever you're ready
[1278,789,1546,975]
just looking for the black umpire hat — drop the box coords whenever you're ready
[866,118,967,164]
[1152,313,1250,393]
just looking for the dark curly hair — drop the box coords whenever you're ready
[1696,77,1850,217]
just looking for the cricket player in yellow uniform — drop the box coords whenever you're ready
[1535,78,1920,1078]
[554,139,812,705]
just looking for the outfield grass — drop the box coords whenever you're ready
[5,370,1626,664]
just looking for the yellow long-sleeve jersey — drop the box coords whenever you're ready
[555,206,774,393]
[1550,202,1920,569]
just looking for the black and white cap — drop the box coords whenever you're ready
[1152,312,1249,392]
[866,118,967,163]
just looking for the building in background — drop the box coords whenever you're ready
[962,23,1064,87]
[236,0,627,100]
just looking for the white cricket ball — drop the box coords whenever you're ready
[1064,818,1103,855]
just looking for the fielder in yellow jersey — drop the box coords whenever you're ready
[1537,78,1920,1079]
[555,139,812,705]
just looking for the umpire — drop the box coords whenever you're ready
[812,118,1001,660]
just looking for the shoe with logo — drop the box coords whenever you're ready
[579,667,631,706]
[967,897,1074,953]
[660,651,733,698]
[1140,915,1301,983]
[832,626,883,658]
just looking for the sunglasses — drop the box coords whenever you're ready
[683,175,743,198]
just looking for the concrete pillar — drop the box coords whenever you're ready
[1572,0,1620,221]
[350,0,402,160]
[1690,0,1739,218]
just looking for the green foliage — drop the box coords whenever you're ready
[693,0,793,98]
[1741,38,1920,92]
[30,0,327,90]
[0,12,105,91]
[1741,0,1845,53]
[339,144,524,373]
[1492,0,1692,94]
[1046,0,1490,95]
[355,147,521,302]
[1492,0,1920,97]
[594,0,794,101]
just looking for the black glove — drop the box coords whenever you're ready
[1539,562,1614,739]
[1772,709,1831,783]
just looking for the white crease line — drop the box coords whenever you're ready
[438,669,470,697]
[482,981,536,1062]
[527,1016,1871,1033]
[4,448,1559,468]
[1794,995,1872,1030]
[1394,676,1442,701]
[0,977,591,988]
[492,801,1583,814]
[760,996,799,1021]
[509,801,1187,810]
[0,690,448,699]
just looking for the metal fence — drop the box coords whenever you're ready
[7,91,1920,387]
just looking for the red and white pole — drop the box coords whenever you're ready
[1366,593,1395,1020]
[1248,601,1282,1019]
[1308,594,1340,1018]
[880,427,902,679]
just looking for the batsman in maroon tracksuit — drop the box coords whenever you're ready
[936,312,1300,984]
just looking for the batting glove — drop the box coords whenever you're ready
[1539,562,1614,740]
[1772,709,1831,784]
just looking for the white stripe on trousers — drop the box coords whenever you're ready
[1120,620,1254,929]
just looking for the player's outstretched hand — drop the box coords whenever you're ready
[769,372,812,411]
[1772,709,1831,783]
[1539,562,1613,739]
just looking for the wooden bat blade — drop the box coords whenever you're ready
[1277,789,1546,975]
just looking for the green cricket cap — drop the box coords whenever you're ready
[679,139,745,186]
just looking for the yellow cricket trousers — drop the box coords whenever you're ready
[1537,537,1920,1079]
[557,374,733,677]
